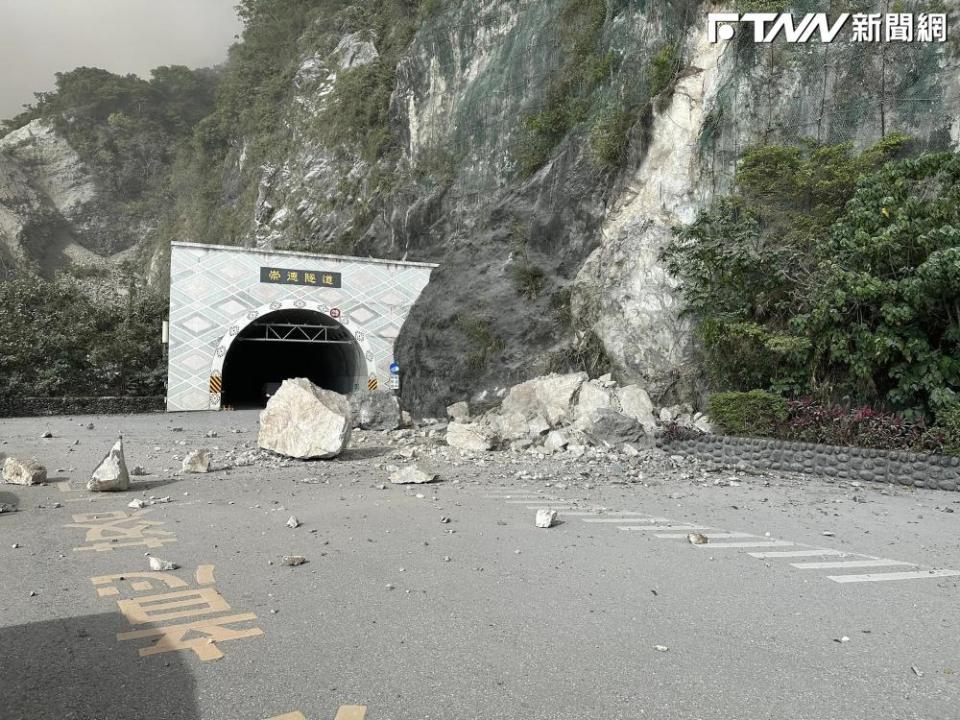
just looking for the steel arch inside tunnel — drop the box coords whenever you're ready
[220,309,365,408]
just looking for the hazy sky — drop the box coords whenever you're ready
[0,0,243,121]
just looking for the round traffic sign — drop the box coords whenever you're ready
[389,362,400,375]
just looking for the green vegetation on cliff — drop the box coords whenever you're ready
[664,138,960,419]
[0,275,167,398]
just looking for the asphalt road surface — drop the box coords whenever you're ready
[1,410,958,720]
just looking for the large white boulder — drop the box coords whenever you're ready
[446,422,495,452]
[500,372,588,428]
[3,457,47,486]
[258,378,352,459]
[88,438,130,492]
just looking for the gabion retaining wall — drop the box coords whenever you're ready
[660,434,960,492]
[0,396,166,418]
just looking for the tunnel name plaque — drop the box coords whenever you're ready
[260,267,342,288]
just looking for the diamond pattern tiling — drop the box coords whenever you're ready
[166,243,436,411]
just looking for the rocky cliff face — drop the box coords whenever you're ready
[3,1,958,413]
[0,119,145,275]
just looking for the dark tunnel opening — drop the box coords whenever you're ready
[221,309,363,408]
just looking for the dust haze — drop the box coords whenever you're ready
[0,0,241,120]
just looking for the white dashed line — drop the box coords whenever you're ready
[488,493,959,587]
[562,511,651,517]
[524,505,596,511]
[791,559,915,570]
[655,532,758,540]
[828,569,960,583]
[748,549,849,559]
[581,517,671,524]
[695,540,796,548]
[618,525,710,532]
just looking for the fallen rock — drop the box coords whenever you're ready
[128,498,147,510]
[349,390,401,431]
[500,372,587,428]
[282,555,307,566]
[688,533,709,545]
[535,509,558,528]
[578,409,648,449]
[286,516,301,529]
[258,378,352,459]
[390,465,438,485]
[693,415,714,434]
[87,439,130,492]
[617,385,658,432]
[543,430,569,454]
[40,431,53,439]
[575,381,615,418]
[446,401,470,422]
[446,422,495,452]
[148,556,178,571]
[182,449,212,474]
[3,457,47,486]
[527,415,551,437]
[483,412,530,442]
[131,466,148,476]
[0,503,17,513]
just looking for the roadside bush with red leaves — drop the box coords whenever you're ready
[777,399,928,452]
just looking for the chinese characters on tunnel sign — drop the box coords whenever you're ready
[260,267,342,288]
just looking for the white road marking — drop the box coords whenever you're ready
[561,511,650,517]
[748,549,850,559]
[505,500,565,504]
[523,505,598,511]
[792,559,915,570]
[828,569,960,583]
[485,495,550,499]
[581,517,671,524]
[695,540,796,548]
[618,525,711,532]
[655,532,757,540]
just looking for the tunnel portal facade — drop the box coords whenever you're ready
[166,242,436,412]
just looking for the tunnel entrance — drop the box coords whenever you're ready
[220,309,364,409]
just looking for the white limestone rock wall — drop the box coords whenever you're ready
[572,32,729,403]
[0,119,118,271]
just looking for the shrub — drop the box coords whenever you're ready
[661,422,704,443]
[515,0,609,176]
[589,108,634,170]
[708,390,788,436]
[921,402,960,456]
[454,314,505,373]
[781,399,927,451]
[663,138,960,417]
[649,42,680,99]
[512,263,547,299]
